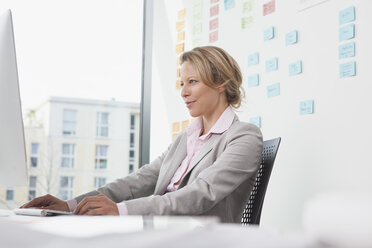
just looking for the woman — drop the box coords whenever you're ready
[22,46,263,223]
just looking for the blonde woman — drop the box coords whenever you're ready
[22,46,263,223]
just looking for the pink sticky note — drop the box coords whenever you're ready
[263,0,275,16]
[209,18,219,30]
[209,30,218,43]
[210,0,219,4]
[210,5,219,17]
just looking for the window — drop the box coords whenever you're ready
[95,145,108,169]
[61,144,75,168]
[29,175,37,200]
[129,163,134,174]
[130,132,135,148]
[63,109,77,136]
[130,114,135,130]
[59,176,74,200]
[94,177,106,189]
[96,112,109,137]
[129,150,135,159]
[6,189,14,201]
[30,143,39,167]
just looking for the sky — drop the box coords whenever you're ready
[0,0,143,112]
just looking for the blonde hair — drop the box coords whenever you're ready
[180,46,244,109]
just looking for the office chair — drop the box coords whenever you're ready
[241,137,281,225]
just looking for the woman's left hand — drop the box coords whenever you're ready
[74,194,119,216]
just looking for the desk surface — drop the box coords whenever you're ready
[0,212,315,248]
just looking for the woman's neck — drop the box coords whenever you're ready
[201,105,229,136]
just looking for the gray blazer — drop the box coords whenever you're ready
[75,115,263,223]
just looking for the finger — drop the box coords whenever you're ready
[21,195,49,208]
[74,196,105,214]
[84,208,105,216]
[74,201,104,215]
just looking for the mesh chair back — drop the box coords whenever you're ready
[241,137,281,225]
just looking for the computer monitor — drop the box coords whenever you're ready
[0,9,28,187]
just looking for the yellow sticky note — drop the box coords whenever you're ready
[176,56,181,66]
[177,68,181,77]
[177,31,185,42]
[181,120,189,131]
[176,80,182,90]
[176,21,185,31]
[172,122,180,132]
[178,8,186,20]
[176,43,185,54]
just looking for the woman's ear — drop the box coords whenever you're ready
[218,85,226,94]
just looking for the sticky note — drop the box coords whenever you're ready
[267,83,280,98]
[339,61,356,78]
[266,58,278,72]
[242,0,254,13]
[210,5,219,17]
[286,30,298,46]
[177,31,185,42]
[248,74,259,87]
[241,16,254,29]
[264,26,275,41]
[209,30,218,43]
[181,120,190,131]
[172,122,180,132]
[249,116,261,128]
[263,0,275,16]
[300,100,314,115]
[289,60,302,76]
[178,9,186,20]
[339,6,355,25]
[176,21,185,31]
[248,52,259,66]
[339,42,355,59]
[210,18,219,30]
[339,24,355,41]
[224,0,235,10]
[193,23,202,35]
[175,43,184,54]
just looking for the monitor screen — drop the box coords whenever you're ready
[0,9,28,187]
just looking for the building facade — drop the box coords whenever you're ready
[0,97,140,209]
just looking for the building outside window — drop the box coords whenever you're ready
[30,143,39,168]
[62,109,77,136]
[61,144,75,169]
[6,189,14,201]
[130,114,135,130]
[59,176,74,200]
[129,163,134,174]
[96,112,109,137]
[130,132,135,148]
[95,145,108,170]
[29,176,37,200]
[94,177,106,189]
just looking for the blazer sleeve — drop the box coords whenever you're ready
[73,139,176,204]
[123,123,263,216]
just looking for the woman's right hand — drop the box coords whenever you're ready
[20,194,69,212]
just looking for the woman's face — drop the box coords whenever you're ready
[180,61,225,118]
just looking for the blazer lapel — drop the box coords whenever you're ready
[154,134,187,195]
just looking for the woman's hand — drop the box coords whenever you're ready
[20,194,69,211]
[74,194,119,216]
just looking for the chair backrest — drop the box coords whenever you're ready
[241,137,281,225]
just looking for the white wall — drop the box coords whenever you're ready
[150,0,372,231]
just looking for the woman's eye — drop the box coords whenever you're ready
[190,80,196,83]
[180,82,184,87]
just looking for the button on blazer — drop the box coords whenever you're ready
[75,115,263,223]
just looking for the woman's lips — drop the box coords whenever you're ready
[186,101,195,108]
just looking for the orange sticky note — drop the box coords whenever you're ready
[210,5,219,17]
[181,120,189,131]
[176,57,181,66]
[172,122,181,132]
[209,30,218,43]
[176,43,185,54]
[177,68,181,77]
[178,8,186,20]
[176,21,185,31]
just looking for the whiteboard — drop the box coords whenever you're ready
[150,0,372,230]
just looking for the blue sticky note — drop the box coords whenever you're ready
[300,100,314,115]
[267,83,280,98]
[338,42,355,59]
[339,6,355,25]
[248,74,259,87]
[266,58,278,72]
[248,52,259,66]
[285,30,298,46]
[339,61,356,78]
[339,24,355,41]
[289,60,302,76]
[249,116,261,128]
[264,26,275,41]
[224,0,235,10]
